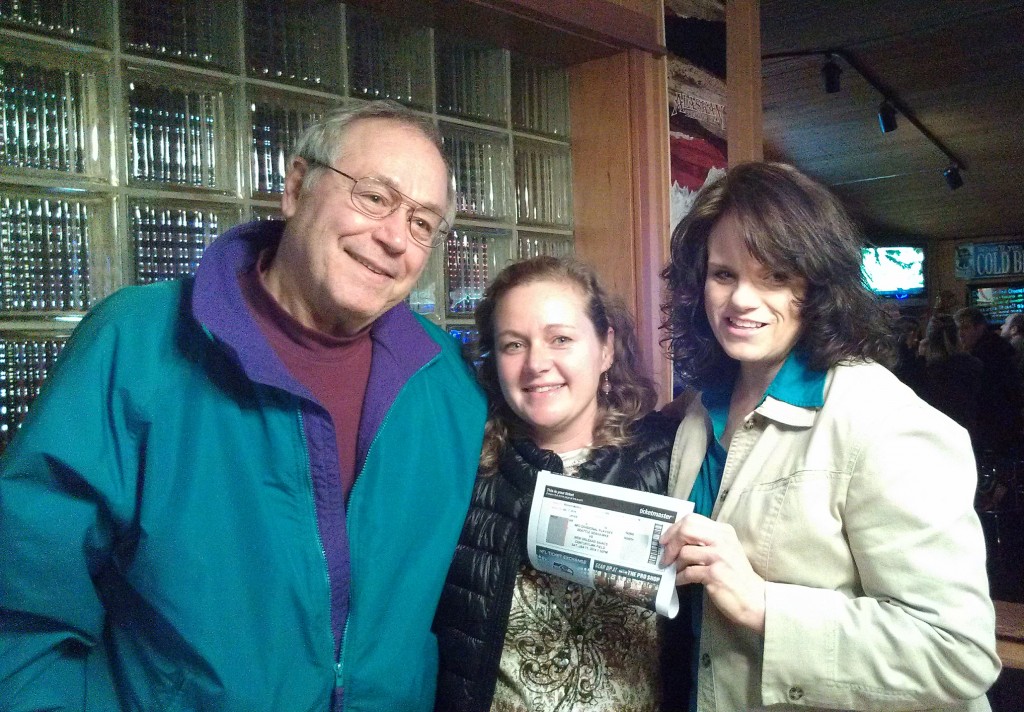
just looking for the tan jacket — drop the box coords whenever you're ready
[668,361,1000,711]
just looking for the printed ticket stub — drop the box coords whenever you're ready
[526,470,694,618]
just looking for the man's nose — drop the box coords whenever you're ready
[372,209,411,254]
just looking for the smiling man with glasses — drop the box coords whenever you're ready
[0,101,486,712]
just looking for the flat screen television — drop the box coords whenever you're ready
[861,246,925,298]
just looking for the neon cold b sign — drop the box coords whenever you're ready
[954,242,1024,280]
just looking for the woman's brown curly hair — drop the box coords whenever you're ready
[475,256,657,474]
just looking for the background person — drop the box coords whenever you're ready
[956,306,1023,457]
[1000,312,1024,345]
[919,313,983,435]
[1000,312,1024,375]
[434,256,678,712]
[659,162,998,711]
[0,101,486,711]
[891,314,926,394]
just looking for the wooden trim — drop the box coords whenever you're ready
[570,49,673,405]
[570,53,637,310]
[996,600,1024,670]
[726,0,763,163]
[627,48,673,404]
[344,0,666,65]
[468,0,666,56]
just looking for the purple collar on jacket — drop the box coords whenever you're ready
[191,219,442,458]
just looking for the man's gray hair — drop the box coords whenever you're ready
[291,100,456,227]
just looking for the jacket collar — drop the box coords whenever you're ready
[510,437,564,474]
[700,350,827,432]
[756,350,827,428]
[191,220,441,411]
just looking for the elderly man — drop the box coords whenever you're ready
[0,102,486,711]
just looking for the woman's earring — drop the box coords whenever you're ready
[600,371,611,396]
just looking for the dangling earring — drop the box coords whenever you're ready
[600,371,611,396]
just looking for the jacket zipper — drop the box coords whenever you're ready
[296,407,337,690]
[335,618,349,691]
[336,351,436,709]
[333,406,392,706]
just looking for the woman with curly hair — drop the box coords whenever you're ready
[658,162,998,711]
[434,255,677,712]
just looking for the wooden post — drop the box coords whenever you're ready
[726,0,763,163]
[570,49,673,403]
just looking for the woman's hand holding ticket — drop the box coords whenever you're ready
[660,514,766,635]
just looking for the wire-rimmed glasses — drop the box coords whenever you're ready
[308,159,450,247]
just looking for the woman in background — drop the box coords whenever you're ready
[435,256,677,712]
[659,162,998,711]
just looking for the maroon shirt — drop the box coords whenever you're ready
[238,256,371,500]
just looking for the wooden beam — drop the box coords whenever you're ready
[570,49,673,404]
[570,53,637,306]
[342,0,666,65]
[468,0,666,55]
[627,48,673,405]
[726,0,763,163]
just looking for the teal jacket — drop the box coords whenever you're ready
[0,221,487,711]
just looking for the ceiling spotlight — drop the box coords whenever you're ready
[821,57,842,94]
[877,101,898,133]
[944,166,964,190]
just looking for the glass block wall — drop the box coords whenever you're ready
[0,0,574,449]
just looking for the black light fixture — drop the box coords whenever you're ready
[877,100,898,133]
[764,48,969,186]
[943,165,964,190]
[821,56,842,93]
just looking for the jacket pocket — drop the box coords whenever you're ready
[725,469,855,589]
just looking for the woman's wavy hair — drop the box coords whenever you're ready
[475,256,656,474]
[661,161,895,390]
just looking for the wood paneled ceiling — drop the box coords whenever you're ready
[760,0,1024,242]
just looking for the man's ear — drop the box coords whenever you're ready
[281,157,311,219]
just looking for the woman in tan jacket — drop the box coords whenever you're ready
[658,162,999,711]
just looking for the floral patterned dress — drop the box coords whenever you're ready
[490,448,661,712]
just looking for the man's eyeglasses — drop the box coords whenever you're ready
[308,159,450,248]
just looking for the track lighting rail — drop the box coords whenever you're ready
[762,48,966,182]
